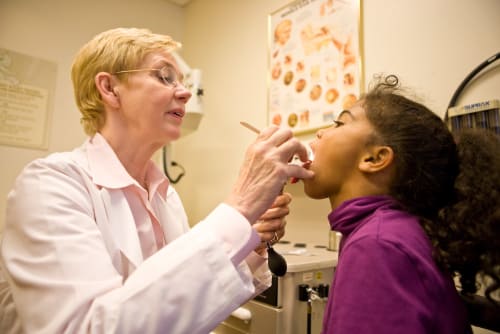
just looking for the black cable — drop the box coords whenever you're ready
[307,300,312,334]
[445,52,500,120]
[162,146,185,184]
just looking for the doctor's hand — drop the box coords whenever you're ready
[252,192,291,256]
[225,126,313,224]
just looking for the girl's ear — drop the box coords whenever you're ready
[95,72,121,108]
[359,145,394,173]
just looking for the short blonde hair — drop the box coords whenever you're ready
[71,27,181,136]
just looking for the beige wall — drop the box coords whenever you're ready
[2,0,499,241]
[0,0,184,233]
[177,5,499,333]
[1,0,499,247]
[174,0,500,248]
[1,0,499,333]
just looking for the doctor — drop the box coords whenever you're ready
[0,27,313,334]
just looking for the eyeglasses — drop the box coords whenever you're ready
[113,65,184,88]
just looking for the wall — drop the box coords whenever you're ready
[2,0,498,242]
[175,2,499,332]
[0,0,498,333]
[174,0,500,248]
[0,0,184,232]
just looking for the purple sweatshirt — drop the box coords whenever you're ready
[322,196,471,334]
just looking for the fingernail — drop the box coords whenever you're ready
[290,177,299,184]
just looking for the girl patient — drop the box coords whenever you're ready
[302,74,500,334]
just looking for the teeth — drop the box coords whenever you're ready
[306,145,315,161]
[290,156,302,166]
[289,145,314,166]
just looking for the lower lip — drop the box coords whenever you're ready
[289,160,312,184]
[166,112,183,122]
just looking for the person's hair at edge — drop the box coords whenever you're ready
[436,128,500,304]
[71,27,181,136]
[361,74,499,304]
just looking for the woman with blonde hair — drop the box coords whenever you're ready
[0,27,313,333]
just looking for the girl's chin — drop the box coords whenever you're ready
[302,180,327,200]
[302,181,315,197]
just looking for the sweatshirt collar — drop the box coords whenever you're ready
[328,195,399,235]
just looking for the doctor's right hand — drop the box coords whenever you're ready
[225,126,314,224]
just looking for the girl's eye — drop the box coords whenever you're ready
[333,120,344,127]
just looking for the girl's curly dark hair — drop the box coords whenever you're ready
[362,75,458,218]
[361,74,500,303]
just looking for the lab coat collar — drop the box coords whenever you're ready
[87,133,136,189]
[83,133,170,268]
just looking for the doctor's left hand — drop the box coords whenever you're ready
[252,192,292,256]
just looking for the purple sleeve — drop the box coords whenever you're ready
[324,236,433,334]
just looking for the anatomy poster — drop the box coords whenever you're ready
[268,0,363,134]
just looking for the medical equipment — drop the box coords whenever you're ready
[445,52,500,135]
[214,241,337,334]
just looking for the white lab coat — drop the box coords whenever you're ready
[0,139,271,334]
